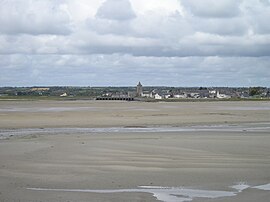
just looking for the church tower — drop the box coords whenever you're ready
[136,82,143,97]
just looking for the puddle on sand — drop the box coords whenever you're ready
[27,186,236,202]
[219,106,270,111]
[230,182,270,192]
[27,183,270,202]
[1,123,270,140]
[0,106,99,112]
[230,183,250,192]
[253,183,270,191]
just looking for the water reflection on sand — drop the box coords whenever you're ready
[1,123,270,140]
[27,183,270,202]
[0,106,159,112]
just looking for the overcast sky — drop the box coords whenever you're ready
[0,0,270,87]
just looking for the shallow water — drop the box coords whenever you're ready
[1,123,270,140]
[0,106,99,112]
[0,106,159,112]
[230,183,250,192]
[220,106,270,111]
[27,183,270,202]
[253,183,270,191]
[27,186,236,202]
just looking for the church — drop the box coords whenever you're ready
[136,82,143,97]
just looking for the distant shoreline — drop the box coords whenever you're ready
[0,96,269,102]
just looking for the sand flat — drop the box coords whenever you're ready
[0,100,270,128]
[0,100,270,202]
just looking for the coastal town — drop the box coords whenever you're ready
[0,82,269,100]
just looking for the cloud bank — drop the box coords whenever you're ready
[0,0,269,86]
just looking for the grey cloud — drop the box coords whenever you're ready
[180,0,242,18]
[0,34,71,54]
[2,30,270,58]
[74,29,270,57]
[0,0,71,35]
[87,0,136,36]
[1,54,269,87]
[95,0,136,21]
[242,1,270,34]
[259,0,270,6]
[81,0,270,57]
[88,11,190,38]
[193,17,248,36]
[131,12,193,39]
[87,18,133,36]
[1,0,269,58]
[253,14,270,34]
[0,1,269,87]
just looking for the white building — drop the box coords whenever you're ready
[217,91,231,99]
[154,93,162,100]
[142,91,153,98]
[60,93,67,97]
[174,94,187,99]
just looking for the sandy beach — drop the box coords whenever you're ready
[0,100,270,129]
[0,100,270,202]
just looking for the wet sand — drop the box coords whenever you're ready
[0,100,270,202]
[0,100,270,129]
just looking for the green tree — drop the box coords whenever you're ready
[249,87,262,96]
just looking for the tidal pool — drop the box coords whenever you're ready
[27,183,270,202]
